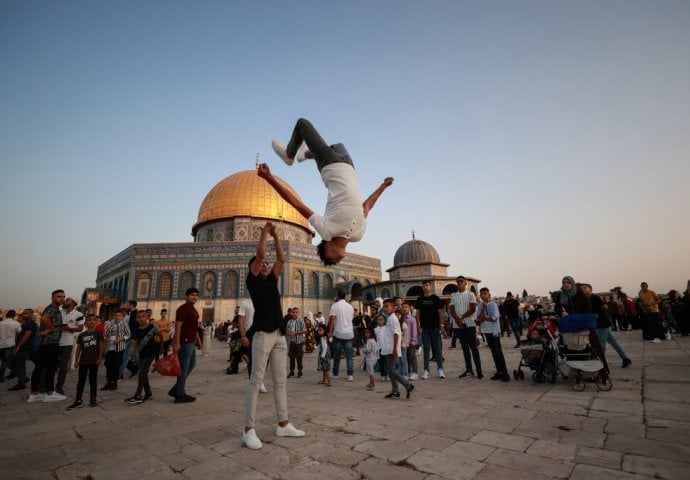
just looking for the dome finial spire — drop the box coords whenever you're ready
[255,153,260,170]
[411,229,415,240]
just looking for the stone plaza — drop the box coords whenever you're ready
[1,331,689,480]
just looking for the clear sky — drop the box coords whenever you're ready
[1,1,689,308]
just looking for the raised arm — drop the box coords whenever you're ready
[251,222,273,276]
[257,163,314,219]
[269,223,285,276]
[362,177,394,218]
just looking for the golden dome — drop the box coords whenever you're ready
[193,169,309,232]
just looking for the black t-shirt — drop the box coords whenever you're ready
[77,330,104,365]
[133,324,159,358]
[246,271,285,334]
[503,298,520,318]
[415,294,443,329]
[590,294,611,328]
[19,319,37,352]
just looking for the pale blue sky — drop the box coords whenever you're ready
[1,1,689,307]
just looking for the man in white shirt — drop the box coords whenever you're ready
[261,118,394,265]
[0,310,22,382]
[56,297,85,395]
[328,290,355,381]
[449,276,483,379]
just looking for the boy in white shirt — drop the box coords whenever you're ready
[379,299,415,400]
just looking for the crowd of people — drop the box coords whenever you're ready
[3,120,688,454]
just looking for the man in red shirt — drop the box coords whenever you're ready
[169,288,202,403]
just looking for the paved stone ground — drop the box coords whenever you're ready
[1,331,689,479]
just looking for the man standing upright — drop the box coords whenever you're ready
[286,307,306,378]
[242,222,304,450]
[503,292,522,348]
[329,290,355,381]
[170,288,202,403]
[0,310,21,383]
[28,289,66,402]
[120,300,138,379]
[415,281,445,380]
[56,297,84,395]
[449,276,482,379]
[638,282,665,342]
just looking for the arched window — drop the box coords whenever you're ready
[158,272,172,299]
[351,283,363,301]
[406,286,424,297]
[179,271,195,299]
[323,274,333,299]
[293,270,303,297]
[224,270,239,298]
[381,288,392,299]
[137,272,150,299]
[308,272,318,298]
[203,271,216,299]
[470,285,477,295]
[442,283,458,295]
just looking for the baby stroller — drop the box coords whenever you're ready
[514,316,559,383]
[558,313,612,392]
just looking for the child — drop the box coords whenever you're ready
[374,314,388,382]
[125,310,162,404]
[362,327,378,390]
[67,315,105,410]
[380,299,415,400]
[316,324,331,386]
[102,310,130,391]
[395,310,410,380]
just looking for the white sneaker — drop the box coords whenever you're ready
[294,143,309,162]
[332,374,339,379]
[650,338,661,343]
[26,393,44,403]
[242,428,263,449]
[276,423,305,437]
[347,375,353,382]
[271,139,293,166]
[43,392,67,402]
[409,373,419,380]
[437,368,445,379]
[422,370,430,380]
[259,383,268,393]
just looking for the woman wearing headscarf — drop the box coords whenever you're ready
[556,275,609,374]
[555,276,589,317]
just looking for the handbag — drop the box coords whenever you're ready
[154,353,182,377]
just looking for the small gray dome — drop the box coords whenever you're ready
[393,239,441,267]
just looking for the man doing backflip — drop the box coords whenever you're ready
[259,117,394,265]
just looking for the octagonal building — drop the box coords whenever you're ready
[83,163,382,323]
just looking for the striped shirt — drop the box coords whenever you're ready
[105,321,131,352]
[450,290,477,328]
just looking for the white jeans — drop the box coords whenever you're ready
[244,330,289,428]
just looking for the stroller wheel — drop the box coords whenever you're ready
[570,374,585,392]
[595,373,613,392]
[533,372,546,384]
[513,370,520,381]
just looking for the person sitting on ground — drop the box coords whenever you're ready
[262,117,394,265]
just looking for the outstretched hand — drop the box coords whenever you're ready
[257,163,272,179]
[383,177,394,187]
